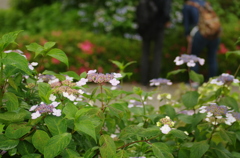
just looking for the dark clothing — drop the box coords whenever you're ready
[137,0,172,86]
[182,0,220,80]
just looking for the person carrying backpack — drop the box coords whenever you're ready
[182,0,221,81]
[136,0,172,86]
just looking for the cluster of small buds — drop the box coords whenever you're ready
[156,116,174,134]
[29,102,61,119]
[210,73,240,86]
[46,76,85,103]
[128,99,146,108]
[199,103,240,125]
[149,78,172,86]
[86,69,121,86]
[174,54,205,67]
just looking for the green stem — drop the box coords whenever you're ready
[0,51,3,106]
[234,64,240,77]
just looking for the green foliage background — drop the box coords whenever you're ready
[0,0,239,82]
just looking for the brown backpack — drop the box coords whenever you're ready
[187,1,221,39]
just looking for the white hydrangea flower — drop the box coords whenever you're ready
[49,94,56,101]
[113,73,122,78]
[160,124,171,134]
[65,76,73,81]
[87,69,97,74]
[225,113,236,125]
[29,105,38,111]
[31,111,41,119]
[109,78,120,86]
[52,109,62,117]
[49,78,59,84]
[76,78,88,86]
[187,60,196,67]
[199,106,207,113]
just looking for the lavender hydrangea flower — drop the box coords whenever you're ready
[149,78,172,86]
[210,73,240,86]
[29,102,61,119]
[174,54,205,67]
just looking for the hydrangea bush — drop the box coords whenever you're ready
[0,31,240,158]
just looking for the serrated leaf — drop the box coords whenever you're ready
[116,150,129,158]
[167,69,187,78]
[17,141,34,156]
[63,103,78,119]
[5,123,31,139]
[0,109,28,124]
[0,30,22,51]
[170,129,188,139]
[44,133,71,158]
[32,130,50,154]
[44,116,67,136]
[212,143,234,158]
[139,127,160,138]
[181,91,199,108]
[119,125,142,140]
[61,148,80,158]
[46,48,69,67]
[21,154,42,158]
[74,120,97,142]
[219,129,236,146]
[219,96,239,112]
[38,82,52,103]
[44,42,56,50]
[190,141,209,158]
[2,52,32,75]
[189,70,204,83]
[99,135,116,158]
[3,92,19,112]
[152,142,174,158]
[0,134,19,150]
[26,43,44,58]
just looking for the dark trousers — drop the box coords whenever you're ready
[140,29,164,86]
[191,31,220,80]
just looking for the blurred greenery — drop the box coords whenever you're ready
[0,0,239,83]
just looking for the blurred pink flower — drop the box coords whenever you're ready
[78,40,94,55]
[218,43,228,54]
[51,58,60,64]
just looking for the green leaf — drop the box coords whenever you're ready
[116,150,129,158]
[46,48,69,67]
[0,109,28,124]
[38,82,52,103]
[5,123,31,139]
[44,42,56,50]
[74,119,97,142]
[2,52,32,75]
[44,116,67,136]
[189,70,204,83]
[219,129,236,146]
[26,43,44,58]
[212,143,234,158]
[108,103,125,118]
[32,130,50,154]
[63,103,78,119]
[181,91,199,108]
[119,125,142,140]
[21,154,42,158]
[61,148,80,158]
[167,69,187,78]
[170,129,188,140]
[17,141,34,156]
[44,133,72,158]
[99,135,116,158]
[152,142,174,158]
[159,105,176,119]
[0,124,4,133]
[190,141,209,158]
[0,30,22,51]
[219,96,239,112]
[0,134,19,150]
[226,51,240,59]
[138,127,161,138]
[3,92,19,112]
[60,71,80,80]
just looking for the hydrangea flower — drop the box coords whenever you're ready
[199,103,239,125]
[174,54,205,67]
[29,102,61,119]
[128,99,145,108]
[28,62,38,70]
[156,116,174,134]
[149,78,172,86]
[210,73,240,86]
[86,70,121,86]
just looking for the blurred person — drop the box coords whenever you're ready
[182,0,221,81]
[136,0,172,86]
